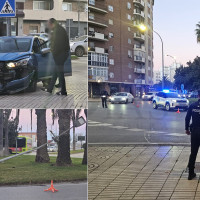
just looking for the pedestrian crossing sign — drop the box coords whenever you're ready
[0,0,15,17]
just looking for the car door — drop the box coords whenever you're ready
[32,38,55,79]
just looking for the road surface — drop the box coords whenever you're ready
[88,99,190,144]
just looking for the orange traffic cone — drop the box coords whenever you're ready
[136,104,140,108]
[44,180,58,193]
[176,108,180,114]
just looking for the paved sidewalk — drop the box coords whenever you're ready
[88,145,200,200]
[0,57,87,109]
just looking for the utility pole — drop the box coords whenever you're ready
[78,0,80,37]
[6,17,11,36]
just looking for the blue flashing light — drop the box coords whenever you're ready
[163,89,170,93]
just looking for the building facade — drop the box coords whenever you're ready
[0,0,25,36]
[23,0,88,38]
[88,0,154,98]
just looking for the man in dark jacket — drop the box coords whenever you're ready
[185,90,200,180]
[46,18,69,95]
[101,90,109,108]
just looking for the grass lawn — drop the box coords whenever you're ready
[0,155,87,186]
[71,55,79,60]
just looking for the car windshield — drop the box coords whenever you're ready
[165,93,179,98]
[147,93,153,95]
[73,36,87,42]
[0,38,32,53]
[115,93,127,96]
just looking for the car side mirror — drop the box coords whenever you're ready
[40,48,51,55]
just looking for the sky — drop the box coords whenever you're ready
[153,0,200,71]
[9,109,86,141]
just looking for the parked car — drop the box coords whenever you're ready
[0,36,71,94]
[47,145,57,152]
[110,92,134,104]
[152,90,189,111]
[142,92,158,101]
[70,35,88,57]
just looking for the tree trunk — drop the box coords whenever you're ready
[56,109,72,166]
[4,109,12,156]
[0,110,3,157]
[82,109,87,165]
[35,109,50,163]
[72,110,76,151]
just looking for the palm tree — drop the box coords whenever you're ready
[82,109,87,165]
[195,22,200,43]
[72,109,81,151]
[4,109,12,156]
[56,109,72,166]
[35,109,50,163]
[0,110,3,157]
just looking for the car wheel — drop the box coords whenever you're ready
[111,101,114,104]
[125,99,128,104]
[165,103,170,111]
[9,149,12,154]
[153,101,158,109]
[131,99,134,103]
[75,46,84,57]
[28,71,38,92]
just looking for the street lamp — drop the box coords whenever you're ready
[138,24,165,89]
[166,54,177,69]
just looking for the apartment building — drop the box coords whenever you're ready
[23,0,88,38]
[88,0,154,98]
[0,0,25,36]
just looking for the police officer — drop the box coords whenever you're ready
[185,90,200,180]
[101,90,109,108]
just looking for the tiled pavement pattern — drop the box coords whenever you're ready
[0,57,87,109]
[88,145,200,200]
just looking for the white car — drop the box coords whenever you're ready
[47,145,57,152]
[142,92,157,101]
[70,35,88,57]
[152,90,189,111]
[110,92,134,104]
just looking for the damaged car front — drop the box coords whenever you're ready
[0,37,37,94]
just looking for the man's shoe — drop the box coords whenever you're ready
[56,91,67,96]
[188,172,196,180]
[55,84,61,88]
[41,88,52,94]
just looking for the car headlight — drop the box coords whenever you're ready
[187,100,189,103]
[111,97,114,100]
[172,100,177,103]
[7,58,29,69]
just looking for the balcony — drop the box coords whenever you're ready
[88,32,108,41]
[88,47,105,54]
[134,45,146,52]
[134,56,145,63]
[133,9,145,18]
[133,0,145,8]
[88,0,108,14]
[134,79,146,84]
[134,67,145,74]
[88,16,108,28]
[133,33,145,42]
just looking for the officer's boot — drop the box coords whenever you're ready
[188,168,196,180]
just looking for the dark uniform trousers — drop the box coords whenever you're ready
[188,127,200,169]
[102,98,107,108]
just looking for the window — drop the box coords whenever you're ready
[88,52,108,67]
[62,3,72,11]
[128,50,132,57]
[29,25,38,33]
[128,27,131,31]
[127,2,131,9]
[89,13,94,20]
[108,5,113,12]
[127,14,131,20]
[33,1,47,10]
[109,19,113,25]
[109,59,114,65]
[109,46,114,52]
[89,0,95,6]
[128,74,132,79]
[109,32,114,38]
[128,62,132,68]
[128,38,131,44]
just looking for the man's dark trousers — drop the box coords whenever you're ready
[48,53,67,94]
[102,98,107,108]
[188,128,200,170]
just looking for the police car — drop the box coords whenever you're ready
[152,90,189,111]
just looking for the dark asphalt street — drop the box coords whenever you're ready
[88,99,191,144]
